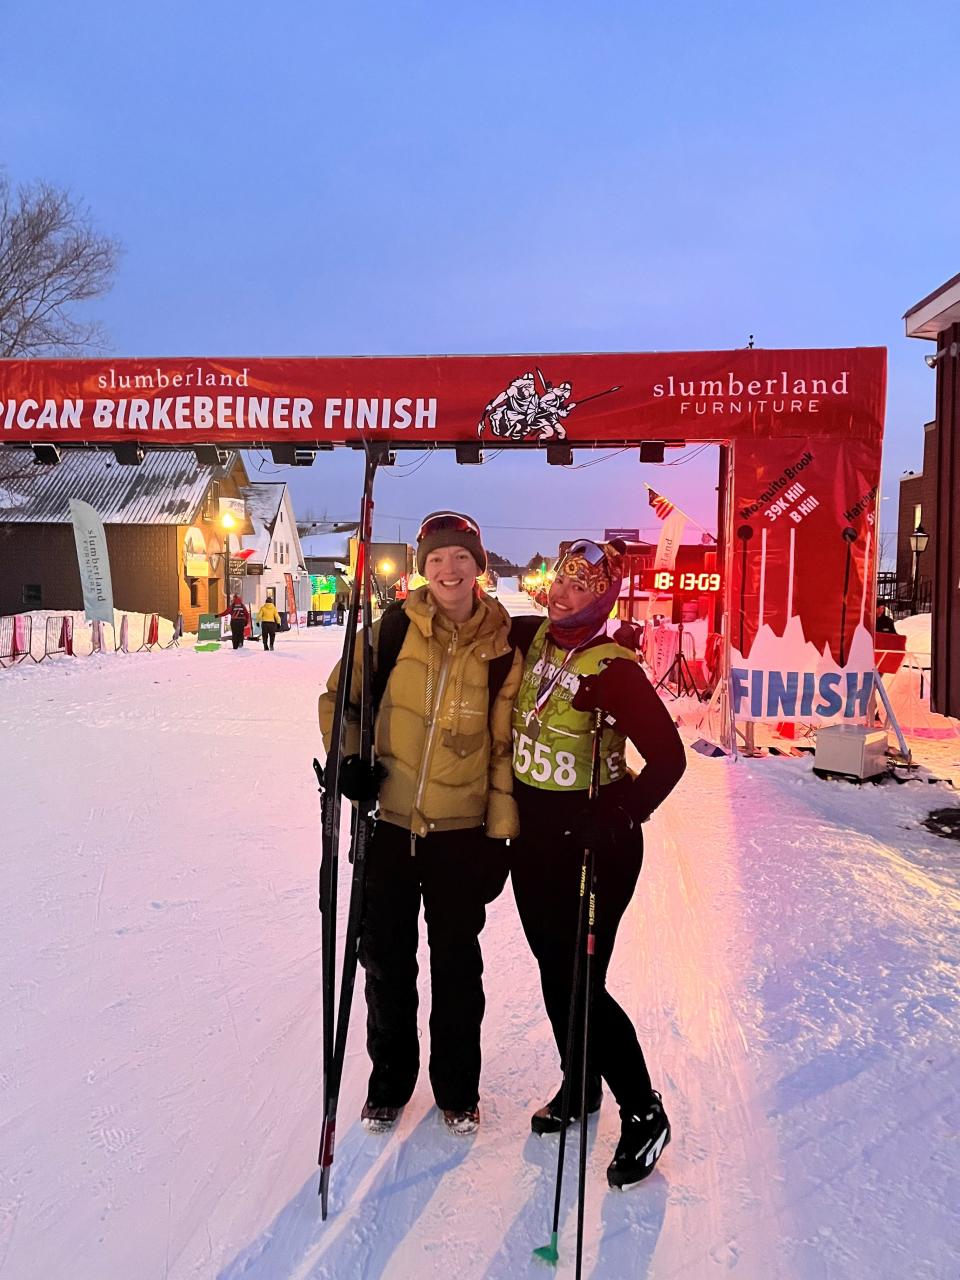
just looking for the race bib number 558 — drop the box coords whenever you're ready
[512,732,579,787]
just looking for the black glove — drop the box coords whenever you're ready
[565,802,635,847]
[335,755,387,802]
[571,672,601,713]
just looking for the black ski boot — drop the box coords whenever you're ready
[606,1092,671,1188]
[531,1077,602,1135]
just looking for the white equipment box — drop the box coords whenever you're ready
[814,725,888,781]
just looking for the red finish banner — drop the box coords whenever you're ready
[0,349,884,446]
[730,436,882,722]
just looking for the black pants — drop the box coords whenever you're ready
[230,619,245,649]
[360,821,488,1112]
[511,818,652,1112]
[261,622,277,650]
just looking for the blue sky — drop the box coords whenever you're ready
[2,0,956,560]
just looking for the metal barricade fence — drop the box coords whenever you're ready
[163,613,184,649]
[41,615,74,661]
[0,615,37,667]
[138,614,161,652]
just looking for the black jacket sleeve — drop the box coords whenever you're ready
[509,615,542,657]
[574,656,686,822]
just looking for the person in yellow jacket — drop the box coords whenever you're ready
[258,599,282,651]
[319,512,521,1138]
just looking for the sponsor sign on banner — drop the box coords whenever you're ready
[68,499,115,625]
[0,350,884,445]
[729,437,880,724]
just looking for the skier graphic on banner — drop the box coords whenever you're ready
[477,368,619,441]
[476,371,537,439]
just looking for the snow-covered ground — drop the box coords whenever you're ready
[2,592,958,1279]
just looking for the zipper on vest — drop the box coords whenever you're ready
[412,627,457,824]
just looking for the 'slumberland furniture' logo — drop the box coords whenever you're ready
[652,369,850,416]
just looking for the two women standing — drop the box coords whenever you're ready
[319,519,685,1186]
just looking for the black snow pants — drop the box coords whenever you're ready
[230,619,245,649]
[360,820,489,1112]
[261,622,277,650]
[510,782,653,1113]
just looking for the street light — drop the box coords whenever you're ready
[221,510,236,620]
[376,558,395,604]
[910,524,929,614]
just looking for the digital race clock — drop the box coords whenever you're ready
[647,570,721,593]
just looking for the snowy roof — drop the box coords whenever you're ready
[240,483,285,562]
[0,449,244,525]
[301,531,351,559]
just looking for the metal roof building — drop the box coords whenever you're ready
[0,450,243,524]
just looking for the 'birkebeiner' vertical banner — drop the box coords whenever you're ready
[69,499,115,625]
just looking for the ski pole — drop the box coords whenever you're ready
[575,842,597,1280]
[574,710,604,1279]
[318,441,382,1219]
[534,709,605,1269]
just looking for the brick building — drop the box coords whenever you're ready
[895,420,937,607]
[0,449,254,633]
[904,272,960,717]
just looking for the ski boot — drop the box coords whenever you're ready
[531,1077,602,1135]
[606,1092,670,1188]
[442,1107,480,1136]
[361,1101,402,1135]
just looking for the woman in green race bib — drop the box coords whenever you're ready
[509,537,686,1189]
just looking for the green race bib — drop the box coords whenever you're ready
[512,623,633,791]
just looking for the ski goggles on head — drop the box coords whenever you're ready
[557,538,606,568]
[417,511,481,541]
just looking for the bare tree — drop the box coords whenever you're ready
[0,173,119,358]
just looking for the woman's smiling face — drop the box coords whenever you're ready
[424,544,479,619]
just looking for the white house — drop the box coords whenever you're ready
[240,483,311,619]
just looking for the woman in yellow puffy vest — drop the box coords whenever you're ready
[509,538,686,1189]
[319,512,521,1138]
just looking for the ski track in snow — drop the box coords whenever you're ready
[1,594,958,1279]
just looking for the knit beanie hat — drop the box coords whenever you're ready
[416,511,487,576]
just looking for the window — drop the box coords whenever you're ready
[208,580,219,613]
[914,503,922,530]
[279,543,284,565]
[22,584,41,606]
[266,586,277,604]
[189,580,200,607]
[202,481,221,523]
